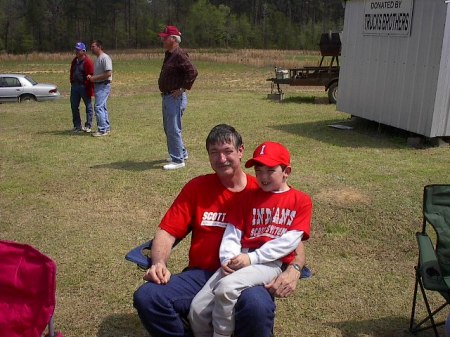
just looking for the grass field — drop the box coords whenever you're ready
[1,51,449,337]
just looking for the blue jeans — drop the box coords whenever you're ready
[70,84,93,129]
[94,83,111,133]
[162,93,188,163]
[133,269,275,337]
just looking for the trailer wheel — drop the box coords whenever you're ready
[328,82,338,104]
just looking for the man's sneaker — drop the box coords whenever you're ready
[163,162,185,170]
[166,155,188,162]
[82,126,92,133]
[72,127,82,133]
[91,131,109,137]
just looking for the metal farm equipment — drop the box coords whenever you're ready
[267,32,341,104]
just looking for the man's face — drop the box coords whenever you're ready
[161,36,176,51]
[75,49,85,58]
[90,43,100,56]
[207,141,244,177]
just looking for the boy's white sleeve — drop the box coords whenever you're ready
[219,224,243,265]
[247,230,303,265]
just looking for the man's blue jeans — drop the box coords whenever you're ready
[162,93,188,163]
[94,83,111,133]
[70,84,93,129]
[133,269,275,337]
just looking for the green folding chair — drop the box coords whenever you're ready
[410,184,450,337]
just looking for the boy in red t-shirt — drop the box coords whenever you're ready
[189,141,312,337]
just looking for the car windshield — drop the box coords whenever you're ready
[25,76,38,85]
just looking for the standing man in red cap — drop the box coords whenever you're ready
[69,42,94,133]
[157,25,198,170]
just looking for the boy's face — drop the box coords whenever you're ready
[254,164,290,192]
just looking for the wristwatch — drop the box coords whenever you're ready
[290,263,302,272]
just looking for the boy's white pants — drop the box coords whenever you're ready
[189,261,282,337]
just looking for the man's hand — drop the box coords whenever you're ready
[265,265,301,298]
[170,88,184,98]
[228,254,250,270]
[143,262,171,285]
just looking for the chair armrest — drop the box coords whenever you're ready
[300,265,312,280]
[125,240,153,269]
[125,239,182,270]
[416,233,448,292]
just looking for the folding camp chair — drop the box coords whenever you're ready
[127,239,312,337]
[0,240,63,337]
[410,184,450,337]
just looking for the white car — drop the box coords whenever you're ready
[0,74,61,103]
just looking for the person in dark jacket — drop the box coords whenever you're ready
[158,26,198,170]
[70,42,94,133]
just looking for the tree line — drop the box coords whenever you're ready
[0,0,345,54]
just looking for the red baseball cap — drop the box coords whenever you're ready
[245,141,291,168]
[158,25,181,38]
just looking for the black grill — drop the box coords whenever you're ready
[319,33,341,57]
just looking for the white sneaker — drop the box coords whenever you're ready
[163,162,185,170]
[91,131,109,137]
[82,126,92,133]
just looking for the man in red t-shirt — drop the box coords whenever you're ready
[69,42,94,133]
[133,125,307,337]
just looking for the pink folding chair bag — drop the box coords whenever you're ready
[0,240,62,337]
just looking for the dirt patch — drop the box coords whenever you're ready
[315,187,370,208]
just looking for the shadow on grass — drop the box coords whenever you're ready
[266,95,330,105]
[282,96,330,105]
[37,129,91,136]
[271,117,413,149]
[97,312,148,337]
[331,316,414,337]
[90,160,166,171]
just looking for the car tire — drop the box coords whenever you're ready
[328,82,338,104]
[19,94,36,103]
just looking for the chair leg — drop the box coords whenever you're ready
[419,279,440,337]
[410,272,420,332]
[411,276,444,337]
[47,316,55,337]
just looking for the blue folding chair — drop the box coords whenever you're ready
[126,239,312,337]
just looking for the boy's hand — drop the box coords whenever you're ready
[228,254,251,270]
[221,261,235,275]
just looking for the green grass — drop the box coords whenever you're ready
[1,55,449,337]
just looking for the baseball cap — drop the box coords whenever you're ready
[245,141,291,168]
[158,25,181,38]
[75,42,86,51]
